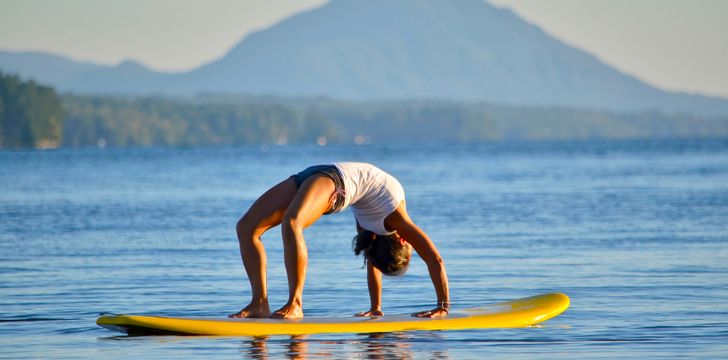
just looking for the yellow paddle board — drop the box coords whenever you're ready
[97,292,569,336]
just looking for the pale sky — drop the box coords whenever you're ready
[1,0,726,98]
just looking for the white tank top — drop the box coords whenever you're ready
[333,162,405,235]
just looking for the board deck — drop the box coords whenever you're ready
[96,292,569,336]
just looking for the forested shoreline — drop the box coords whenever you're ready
[3,71,728,149]
[0,72,64,148]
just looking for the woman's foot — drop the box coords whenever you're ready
[228,300,271,318]
[271,302,304,319]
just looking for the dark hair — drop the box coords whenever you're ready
[353,230,410,276]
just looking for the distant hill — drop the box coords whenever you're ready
[0,52,173,94]
[0,52,105,85]
[2,0,728,116]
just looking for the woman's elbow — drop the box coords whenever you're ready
[427,255,445,269]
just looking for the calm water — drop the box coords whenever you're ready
[1,140,727,359]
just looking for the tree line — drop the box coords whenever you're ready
[2,71,727,149]
[0,71,64,148]
[61,95,337,147]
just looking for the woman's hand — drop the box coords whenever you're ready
[354,309,383,317]
[412,307,448,319]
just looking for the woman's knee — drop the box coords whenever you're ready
[280,213,303,235]
[237,213,265,240]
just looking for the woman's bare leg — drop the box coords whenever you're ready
[272,174,336,319]
[229,178,298,318]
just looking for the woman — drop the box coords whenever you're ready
[229,162,449,319]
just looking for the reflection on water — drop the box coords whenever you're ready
[244,336,271,359]
[240,333,447,360]
[358,333,415,360]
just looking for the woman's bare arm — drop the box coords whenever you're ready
[354,221,384,316]
[385,201,450,318]
[355,261,384,316]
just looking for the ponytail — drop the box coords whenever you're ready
[353,230,378,266]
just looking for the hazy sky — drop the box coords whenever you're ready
[1,0,726,97]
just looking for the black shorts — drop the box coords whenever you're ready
[290,165,346,214]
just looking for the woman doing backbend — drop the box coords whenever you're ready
[229,162,449,319]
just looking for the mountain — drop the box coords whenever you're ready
[2,0,727,116]
[0,51,106,84]
[0,52,173,94]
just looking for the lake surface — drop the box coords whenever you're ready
[2,140,727,359]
